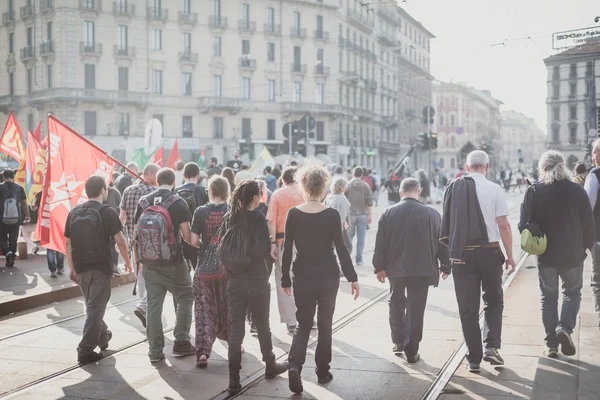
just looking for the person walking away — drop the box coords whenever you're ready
[133,168,195,363]
[384,170,401,206]
[362,168,378,207]
[105,184,121,273]
[174,161,185,186]
[345,167,373,266]
[373,178,450,362]
[440,150,515,373]
[235,164,253,185]
[65,175,133,363]
[221,180,288,393]
[520,151,594,358]
[119,163,160,328]
[433,169,448,204]
[264,166,277,193]
[512,170,523,193]
[572,162,587,186]
[227,151,242,173]
[417,170,431,203]
[0,169,29,267]
[190,175,231,368]
[221,167,236,194]
[207,157,222,178]
[281,165,360,394]
[584,138,600,328]
[324,177,352,254]
[267,167,304,333]
[115,162,139,195]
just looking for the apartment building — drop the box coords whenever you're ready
[498,110,546,170]
[543,42,600,164]
[432,81,503,172]
[0,0,433,171]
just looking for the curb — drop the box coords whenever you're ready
[0,273,136,317]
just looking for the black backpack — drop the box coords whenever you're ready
[176,187,197,216]
[220,221,252,273]
[69,204,108,266]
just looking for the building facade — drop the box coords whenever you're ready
[0,0,433,172]
[543,42,600,166]
[432,81,503,173]
[498,110,546,171]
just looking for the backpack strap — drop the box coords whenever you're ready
[162,194,180,209]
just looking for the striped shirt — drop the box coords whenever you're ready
[120,182,156,240]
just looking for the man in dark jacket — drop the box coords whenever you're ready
[115,162,138,195]
[373,178,450,363]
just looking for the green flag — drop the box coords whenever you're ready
[197,147,206,169]
[131,148,148,167]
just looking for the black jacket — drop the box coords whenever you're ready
[373,198,450,286]
[440,177,489,262]
[518,180,594,268]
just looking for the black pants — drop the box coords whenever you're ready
[452,247,505,364]
[388,277,430,357]
[288,278,339,378]
[227,279,275,374]
[0,223,20,256]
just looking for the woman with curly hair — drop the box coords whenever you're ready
[281,165,360,394]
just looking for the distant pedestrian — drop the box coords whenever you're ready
[512,170,523,193]
[373,178,449,361]
[227,151,242,173]
[324,177,352,253]
[207,157,222,178]
[134,168,195,363]
[584,139,600,328]
[520,151,594,358]
[65,175,132,363]
[433,168,448,204]
[572,162,587,186]
[282,165,359,394]
[221,167,236,193]
[345,167,373,266]
[115,162,138,195]
[234,164,253,184]
[264,166,277,193]
[0,169,29,267]
[174,161,185,186]
[384,169,401,206]
[441,150,515,373]
[417,169,430,203]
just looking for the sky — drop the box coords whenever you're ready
[392,0,598,131]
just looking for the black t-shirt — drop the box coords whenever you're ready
[385,179,401,203]
[134,189,191,238]
[175,182,209,210]
[227,159,241,172]
[191,203,228,259]
[1,181,28,223]
[64,200,123,273]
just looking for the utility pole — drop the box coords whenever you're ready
[427,106,432,178]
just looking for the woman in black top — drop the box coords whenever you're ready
[224,179,288,393]
[281,165,360,395]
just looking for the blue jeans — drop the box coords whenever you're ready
[348,214,368,263]
[47,250,65,272]
[538,265,583,347]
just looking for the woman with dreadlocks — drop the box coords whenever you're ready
[223,179,288,394]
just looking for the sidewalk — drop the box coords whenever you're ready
[441,255,600,400]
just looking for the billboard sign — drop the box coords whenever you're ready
[553,27,600,49]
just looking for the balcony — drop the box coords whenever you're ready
[148,7,168,22]
[238,20,256,34]
[80,0,102,13]
[20,5,34,20]
[0,96,18,113]
[20,46,35,62]
[239,57,257,70]
[27,88,148,107]
[283,102,342,116]
[346,9,374,32]
[290,27,307,40]
[114,45,136,60]
[264,23,281,35]
[209,15,228,30]
[382,115,398,127]
[314,30,329,42]
[291,63,307,75]
[314,65,330,77]
[40,0,54,14]
[178,11,198,26]
[198,97,242,114]
[2,11,15,28]
[179,51,198,65]
[377,32,398,47]
[113,2,135,18]
[5,53,16,67]
[40,40,55,56]
[80,42,103,57]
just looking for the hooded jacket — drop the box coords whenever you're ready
[345,179,374,215]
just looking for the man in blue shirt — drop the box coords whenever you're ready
[263,166,277,193]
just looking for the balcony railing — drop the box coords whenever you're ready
[40,40,55,55]
[113,2,135,17]
[347,9,374,30]
[291,63,307,74]
[80,0,102,12]
[198,97,242,114]
[238,20,256,33]
[314,65,330,76]
[27,88,149,107]
[178,11,198,25]
[113,45,136,58]
[264,23,281,35]
[20,5,34,19]
[314,30,329,41]
[40,0,55,13]
[80,42,103,56]
[209,15,228,29]
[239,57,257,70]
[20,46,35,62]
[2,11,15,26]
[290,27,307,39]
[179,51,199,64]
[148,7,168,21]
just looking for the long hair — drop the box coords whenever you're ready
[221,167,236,188]
[538,150,569,185]
[224,179,261,226]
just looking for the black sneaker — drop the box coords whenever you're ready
[134,309,147,328]
[289,369,303,394]
[228,376,242,393]
[78,351,103,364]
[99,330,112,351]
[406,353,420,364]
[172,341,195,357]
[483,348,505,365]
[543,345,558,358]
[556,328,576,356]
[317,372,333,384]
[265,361,289,379]
[5,253,15,268]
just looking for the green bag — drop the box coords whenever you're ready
[520,185,547,255]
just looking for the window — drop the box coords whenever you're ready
[9,72,14,96]
[293,46,301,66]
[241,118,252,138]
[267,43,275,62]
[268,79,276,102]
[182,32,191,53]
[27,27,33,47]
[84,64,95,89]
[317,48,324,71]
[553,107,560,120]
[84,111,97,136]
[293,11,301,29]
[242,40,250,55]
[47,22,52,40]
[552,84,560,99]
[241,3,250,25]
[569,125,577,144]
[182,116,193,138]
[182,72,192,96]
[212,36,221,56]
[552,126,559,142]
[587,61,593,76]
[118,67,128,90]
[450,114,456,127]
[316,15,323,38]
[267,7,275,30]
[118,25,128,49]
[118,113,130,136]
[182,0,191,14]
[242,77,251,99]
[439,158,445,168]
[47,64,53,88]
[570,63,577,78]
[213,117,223,138]
[316,83,324,104]
[152,29,162,50]
[570,105,577,120]
[316,121,324,141]
[83,21,95,46]
[152,69,162,94]
[26,68,32,92]
[570,83,577,97]
[438,114,444,126]
[8,33,14,53]
[294,81,302,102]
[213,74,222,97]
[267,119,276,140]
[451,135,456,148]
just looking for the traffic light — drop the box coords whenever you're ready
[418,132,429,149]
[430,133,438,150]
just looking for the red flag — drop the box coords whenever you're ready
[0,112,26,186]
[24,131,46,203]
[36,116,116,253]
[41,135,48,148]
[166,139,180,169]
[149,146,164,167]
[33,121,42,142]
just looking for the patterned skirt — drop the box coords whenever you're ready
[193,275,231,359]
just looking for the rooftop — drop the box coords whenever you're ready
[544,41,600,64]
